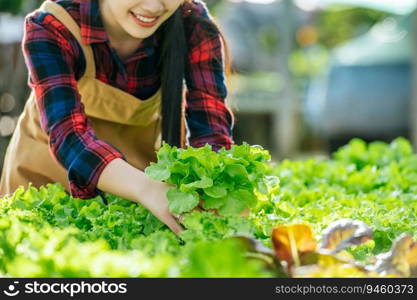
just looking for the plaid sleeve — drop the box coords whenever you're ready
[22,13,125,199]
[183,1,235,152]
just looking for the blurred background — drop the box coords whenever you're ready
[0,0,417,169]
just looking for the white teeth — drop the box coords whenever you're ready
[134,14,157,23]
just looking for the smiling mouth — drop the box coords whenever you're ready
[130,11,160,27]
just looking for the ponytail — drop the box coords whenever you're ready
[158,9,186,148]
[158,2,232,148]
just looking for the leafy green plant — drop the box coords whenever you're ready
[145,143,279,216]
[0,138,416,277]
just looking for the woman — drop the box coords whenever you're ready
[0,0,234,234]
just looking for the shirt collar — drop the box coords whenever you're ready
[79,0,160,48]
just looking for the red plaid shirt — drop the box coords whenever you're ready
[23,0,234,199]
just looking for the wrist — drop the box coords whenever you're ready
[133,172,159,204]
[97,158,159,205]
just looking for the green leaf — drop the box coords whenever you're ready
[219,190,255,216]
[201,194,224,210]
[156,142,176,164]
[145,164,170,181]
[167,189,200,214]
[181,239,269,277]
[204,185,228,198]
[257,181,268,195]
[170,161,189,177]
[225,164,249,180]
[189,158,207,179]
[79,202,103,219]
[181,177,213,191]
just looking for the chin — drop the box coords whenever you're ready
[125,26,156,39]
[129,32,150,39]
[124,30,149,40]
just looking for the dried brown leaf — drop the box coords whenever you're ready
[271,224,317,267]
[372,234,413,277]
[319,219,373,254]
[406,239,417,277]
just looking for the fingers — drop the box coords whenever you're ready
[164,214,184,235]
[172,213,185,224]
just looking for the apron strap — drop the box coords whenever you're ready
[39,1,96,79]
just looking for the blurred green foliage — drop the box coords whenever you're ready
[0,0,44,15]
[0,0,24,14]
[315,6,390,48]
[205,0,224,12]
[290,6,391,86]
[290,46,329,82]
[258,25,280,55]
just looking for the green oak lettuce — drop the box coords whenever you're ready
[145,143,280,216]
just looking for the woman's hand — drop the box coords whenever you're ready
[138,179,184,235]
[97,158,183,235]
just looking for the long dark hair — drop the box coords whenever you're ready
[157,2,232,148]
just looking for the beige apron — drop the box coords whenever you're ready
[0,1,185,198]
